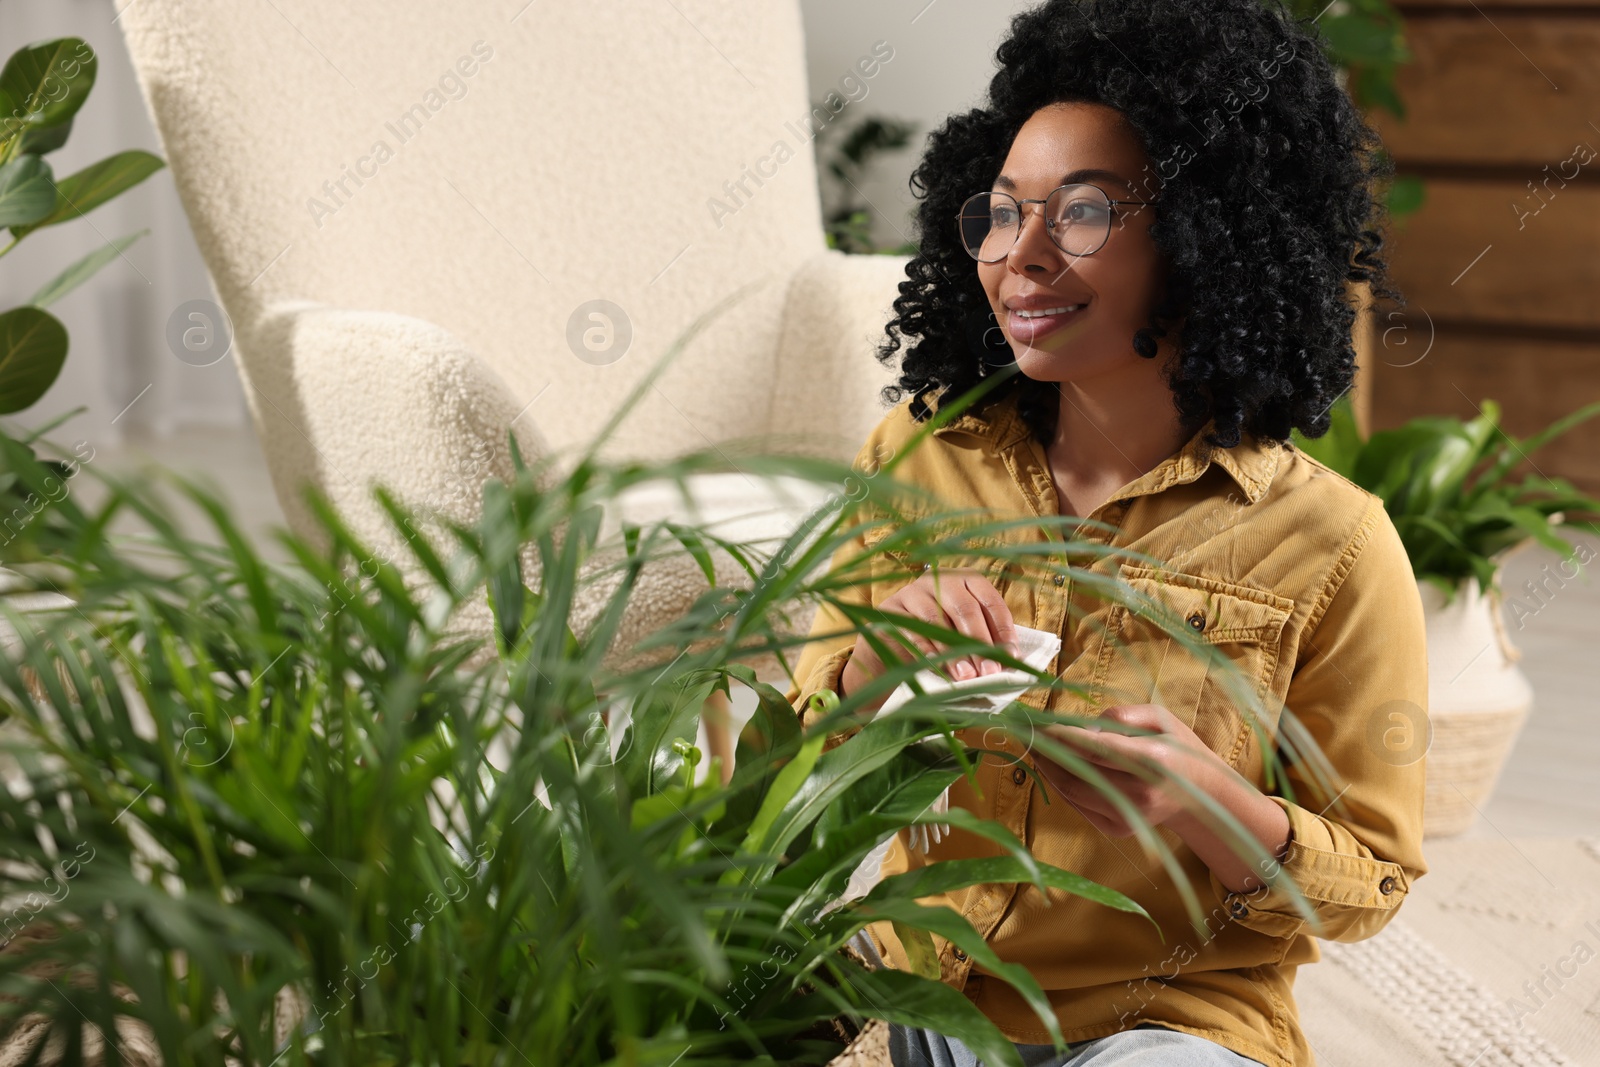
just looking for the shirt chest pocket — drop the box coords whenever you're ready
[1090,563,1294,765]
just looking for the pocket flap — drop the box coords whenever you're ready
[1116,563,1292,645]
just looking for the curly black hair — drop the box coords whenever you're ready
[875,0,1404,448]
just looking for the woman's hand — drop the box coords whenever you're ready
[839,565,1019,711]
[1035,703,1225,836]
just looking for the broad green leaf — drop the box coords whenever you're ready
[737,729,826,861]
[1291,393,1362,476]
[715,665,804,837]
[29,229,146,307]
[1356,64,1407,122]
[617,671,715,798]
[1317,11,1405,65]
[864,854,1150,925]
[0,304,67,414]
[17,115,71,156]
[0,154,55,227]
[0,38,98,141]
[892,920,940,979]
[1470,400,1600,503]
[1411,422,1485,515]
[846,967,1030,1067]
[12,149,165,238]
[1385,174,1424,216]
[1468,498,1573,558]
[854,898,1063,1046]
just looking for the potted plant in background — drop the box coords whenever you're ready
[0,36,165,424]
[0,33,164,667]
[1292,396,1600,836]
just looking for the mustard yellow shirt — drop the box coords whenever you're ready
[783,386,1430,1067]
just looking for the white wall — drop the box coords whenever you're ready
[0,0,245,447]
[797,0,1039,251]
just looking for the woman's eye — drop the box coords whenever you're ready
[991,206,1017,226]
[1061,200,1108,224]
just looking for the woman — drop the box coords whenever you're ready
[782,1,1429,1065]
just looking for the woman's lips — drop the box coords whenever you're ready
[1006,303,1088,346]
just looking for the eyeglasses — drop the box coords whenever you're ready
[956,183,1154,263]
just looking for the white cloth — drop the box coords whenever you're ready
[842,624,1063,904]
[875,623,1064,719]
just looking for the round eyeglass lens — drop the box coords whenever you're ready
[958,184,1117,262]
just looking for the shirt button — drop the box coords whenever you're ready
[1053,574,1065,586]
[953,948,969,962]
[1379,876,1396,895]
[1012,766,1028,786]
[1186,611,1207,632]
[1229,897,1249,920]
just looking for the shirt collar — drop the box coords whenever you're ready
[932,386,1282,504]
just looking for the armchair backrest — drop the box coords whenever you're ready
[119,0,827,461]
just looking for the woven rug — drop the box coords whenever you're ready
[1296,836,1600,1066]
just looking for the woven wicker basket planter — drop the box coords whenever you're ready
[825,1018,892,1067]
[1417,573,1533,838]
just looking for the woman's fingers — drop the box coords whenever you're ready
[926,570,1016,679]
[876,590,949,667]
[853,567,1019,688]
[963,573,1019,669]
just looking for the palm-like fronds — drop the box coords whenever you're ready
[0,300,1316,1067]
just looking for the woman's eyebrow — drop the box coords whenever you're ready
[993,168,1132,192]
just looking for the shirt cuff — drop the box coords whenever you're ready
[793,646,861,750]
[1208,794,1413,940]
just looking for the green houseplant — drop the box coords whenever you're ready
[0,300,1323,1065]
[0,34,166,549]
[0,36,166,417]
[1291,395,1600,598]
[1292,395,1600,835]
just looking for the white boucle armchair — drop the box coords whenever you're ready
[117,0,907,715]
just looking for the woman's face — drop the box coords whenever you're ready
[976,101,1171,386]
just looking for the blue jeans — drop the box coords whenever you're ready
[845,932,1267,1067]
[890,1023,1269,1066]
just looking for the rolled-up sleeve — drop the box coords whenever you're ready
[1212,494,1430,942]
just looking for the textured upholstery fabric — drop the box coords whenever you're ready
[116,0,903,662]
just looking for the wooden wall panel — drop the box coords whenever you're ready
[1357,2,1600,493]
[1371,329,1600,492]
[1385,181,1600,330]
[1369,18,1600,166]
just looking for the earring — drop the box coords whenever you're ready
[964,308,1013,369]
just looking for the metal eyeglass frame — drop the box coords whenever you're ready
[956,183,1156,263]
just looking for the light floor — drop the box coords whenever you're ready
[95,425,1599,842]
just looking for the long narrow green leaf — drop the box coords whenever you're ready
[29,228,146,307]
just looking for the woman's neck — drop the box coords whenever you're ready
[1042,378,1192,516]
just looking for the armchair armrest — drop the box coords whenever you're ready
[245,302,546,561]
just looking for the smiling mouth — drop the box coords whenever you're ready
[1006,301,1089,344]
